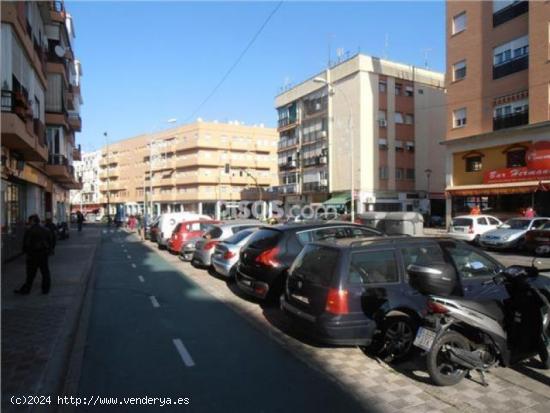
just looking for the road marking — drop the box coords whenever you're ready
[138,276,145,283]
[149,296,160,308]
[110,230,114,233]
[127,254,132,259]
[173,339,195,367]
[102,230,107,234]
[131,263,136,268]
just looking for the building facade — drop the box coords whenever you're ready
[98,121,278,218]
[1,1,83,261]
[70,150,101,213]
[444,0,550,221]
[274,54,446,214]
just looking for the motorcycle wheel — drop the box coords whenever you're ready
[427,331,470,386]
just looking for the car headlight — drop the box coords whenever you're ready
[502,235,510,241]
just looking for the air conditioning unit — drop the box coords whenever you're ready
[319,156,327,164]
[320,131,327,138]
[378,119,387,127]
[289,160,297,168]
[320,179,328,186]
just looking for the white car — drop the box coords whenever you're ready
[447,215,502,244]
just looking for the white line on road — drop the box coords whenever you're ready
[172,339,195,367]
[131,263,136,268]
[149,296,160,308]
[138,275,145,283]
[127,255,132,259]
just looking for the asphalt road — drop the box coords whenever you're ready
[77,229,370,413]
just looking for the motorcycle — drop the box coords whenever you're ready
[411,261,550,386]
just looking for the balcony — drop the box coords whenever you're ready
[68,113,82,132]
[303,182,328,193]
[272,184,298,194]
[49,1,66,23]
[1,90,48,162]
[277,138,299,151]
[493,55,528,80]
[45,154,79,187]
[277,117,299,132]
[493,109,529,131]
[73,144,82,161]
[493,1,528,27]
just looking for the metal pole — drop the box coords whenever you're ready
[149,136,153,219]
[104,132,110,222]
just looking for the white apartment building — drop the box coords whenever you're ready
[70,150,101,211]
[275,53,446,214]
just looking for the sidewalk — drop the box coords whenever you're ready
[1,225,101,413]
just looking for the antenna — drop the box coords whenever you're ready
[422,48,432,69]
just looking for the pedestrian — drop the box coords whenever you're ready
[14,214,54,295]
[136,214,143,239]
[76,210,84,232]
[524,206,536,218]
[44,216,57,255]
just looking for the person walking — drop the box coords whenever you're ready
[14,215,54,295]
[76,210,84,232]
[136,214,143,240]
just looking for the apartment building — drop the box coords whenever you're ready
[444,0,550,220]
[98,121,278,217]
[274,53,446,215]
[70,150,101,213]
[1,1,83,260]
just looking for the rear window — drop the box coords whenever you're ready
[231,225,259,234]
[173,223,182,234]
[204,226,223,239]
[247,229,282,249]
[452,218,472,227]
[225,229,255,245]
[292,245,339,286]
[349,250,399,285]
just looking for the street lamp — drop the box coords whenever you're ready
[104,132,110,224]
[148,118,177,220]
[313,76,355,222]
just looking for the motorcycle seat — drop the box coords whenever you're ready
[452,298,505,323]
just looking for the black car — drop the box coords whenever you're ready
[281,237,509,360]
[236,222,383,301]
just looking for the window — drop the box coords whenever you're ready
[395,141,404,152]
[378,110,387,121]
[493,1,521,13]
[506,149,526,167]
[292,245,340,286]
[493,35,528,67]
[405,86,414,97]
[453,108,467,127]
[494,99,528,118]
[406,169,415,180]
[404,114,414,125]
[348,250,399,285]
[379,166,389,180]
[532,219,550,229]
[465,156,482,172]
[452,12,467,34]
[396,168,404,180]
[488,217,500,225]
[378,139,388,150]
[443,245,500,279]
[477,217,488,225]
[453,60,467,81]
[379,81,387,93]
[395,83,402,96]
[401,245,445,271]
[297,226,349,244]
[394,112,404,124]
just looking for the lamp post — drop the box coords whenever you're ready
[313,76,354,222]
[104,132,110,224]
[424,168,432,226]
[148,118,177,220]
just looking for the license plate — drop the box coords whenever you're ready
[413,327,437,351]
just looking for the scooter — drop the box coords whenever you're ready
[413,262,550,386]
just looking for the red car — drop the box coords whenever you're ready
[168,220,219,254]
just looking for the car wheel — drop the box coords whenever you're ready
[372,313,417,363]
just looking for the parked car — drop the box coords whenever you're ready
[192,221,262,268]
[180,237,203,261]
[447,214,502,245]
[156,212,211,249]
[525,222,550,256]
[236,223,383,302]
[281,237,509,360]
[479,217,550,250]
[211,228,257,278]
[144,216,160,240]
[168,220,220,254]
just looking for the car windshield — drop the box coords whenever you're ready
[500,219,530,230]
[224,229,254,245]
[451,218,472,227]
[203,226,223,239]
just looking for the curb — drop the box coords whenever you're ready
[31,229,101,413]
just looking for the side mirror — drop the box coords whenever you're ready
[407,263,457,296]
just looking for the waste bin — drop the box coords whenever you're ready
[383,212,424,236]
[355,212,387,232]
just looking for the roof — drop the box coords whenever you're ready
[314,236,456,249]
[270,221,375,232]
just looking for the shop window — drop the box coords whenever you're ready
[465,156,482,172]
[506,149,526,167]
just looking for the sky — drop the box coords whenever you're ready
[67,1,446,152]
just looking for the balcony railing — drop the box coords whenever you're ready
[303,182,328,193]
[493,109,529,131]
[278,117,298,129]
[277,138,299,150]
[493,1,528,27]
[1,90,32,121]
[493,55,528,80]
[49,153,69,166]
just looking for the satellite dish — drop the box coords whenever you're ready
[54,45,66,58]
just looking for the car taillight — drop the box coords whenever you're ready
[223,250,236,259]
[204,240,219,250]
[468,225,474,234]
[325,288,349,315]
[427,300,449,314]
[255,247,281,267]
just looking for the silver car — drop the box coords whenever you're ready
[192,221,261,268]
[479,217,550,250]
[211,228,257,278]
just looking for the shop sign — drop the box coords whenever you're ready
[484,167,550,184]
[526,141,550,170]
